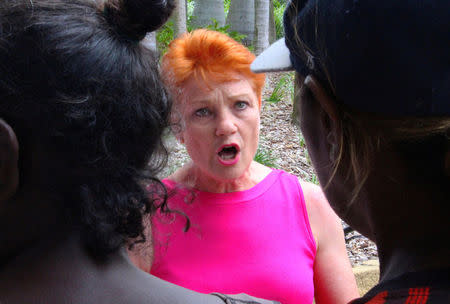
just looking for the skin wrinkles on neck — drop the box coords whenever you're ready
[172,160,271,193]
[191,160,268,193]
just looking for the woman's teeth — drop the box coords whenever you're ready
[219,147,237,159]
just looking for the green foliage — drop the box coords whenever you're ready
[203,19,247,43]
[273,0,286,39]
[187,0,195,16]
[309,174,319,185]
[266,74,289,103]
[305,149,312,166]
[156,0,288,54]
[156,20,174,55]
[299,134,306,148]
[157,18,246,55]
[287,72,296,101]
[254,147,278,168]
[224,0,231,17]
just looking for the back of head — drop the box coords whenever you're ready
[281,0,450,198]
[161,29,265,106]
[252,0,450,243]
[0,0,175,259]
[283,0,449,116]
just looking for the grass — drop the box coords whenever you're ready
[309,174,319,185]
[299,134,306,149]
[304,149,312,166]
[254,146,278,168]
[265,74,289,103]
[273,0,286,39]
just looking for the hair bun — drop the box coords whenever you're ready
[103,0,175,42]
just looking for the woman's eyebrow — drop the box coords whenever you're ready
[228,93,251,99]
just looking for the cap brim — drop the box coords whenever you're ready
[251,38,294,73]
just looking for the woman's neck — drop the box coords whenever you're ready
[172,161,272,193]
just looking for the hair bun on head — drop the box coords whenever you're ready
[103,0,175,42]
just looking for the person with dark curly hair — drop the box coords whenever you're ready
[0,1,278,303]
[252,0,449,303]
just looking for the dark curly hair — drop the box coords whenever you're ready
[0,0,175,259]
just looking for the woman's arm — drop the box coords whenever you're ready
[301,181,360,304]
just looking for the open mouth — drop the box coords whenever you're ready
[218,145,238,160]
[217,144,240,164]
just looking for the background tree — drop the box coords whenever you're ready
[269,0,276,44]
[254,0,270,55]
[226,0,255,46]
[192,0,225,28]
[156,0,287,55]
[173,0,187,36]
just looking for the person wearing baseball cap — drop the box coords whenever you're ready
[252,0,449,303]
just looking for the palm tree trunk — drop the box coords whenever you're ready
[269,0,276,44]
[173,0,187,37]
[254,0,270,55]
[192,0,225,28]
[226,0,255,46]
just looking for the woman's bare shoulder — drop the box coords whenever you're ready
[299,180,342,246]
[299,181,329,209]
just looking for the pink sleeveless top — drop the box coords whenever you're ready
[150,169,316,304]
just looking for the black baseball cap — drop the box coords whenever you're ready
[251,0,449,116]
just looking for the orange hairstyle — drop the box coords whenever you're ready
[161,29,266,106]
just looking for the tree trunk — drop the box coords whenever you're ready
[192,0,225,28]
[226,0,255,46]
[254,0,270,55]
[269,0,276,44]
[173,0,187,37]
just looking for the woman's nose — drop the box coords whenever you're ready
[215,111,238,136]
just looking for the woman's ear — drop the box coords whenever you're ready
[0,119,19,201]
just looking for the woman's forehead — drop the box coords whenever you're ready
[179,74,255,103]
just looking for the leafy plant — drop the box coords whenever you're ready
[305,149,312,166]
[156,20,174,55]
[187,0,195,16]
[299,135,306,148]
[205,19,247,43]
[254,147,278,168]
[266,75,289,103]
[224,0,231,17]
[309,174,319,185]
[273,0,286,39]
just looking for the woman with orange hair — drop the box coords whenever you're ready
[132,29,358,304]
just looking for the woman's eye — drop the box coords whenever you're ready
[194,108,210,117]
[235,101,248,110]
